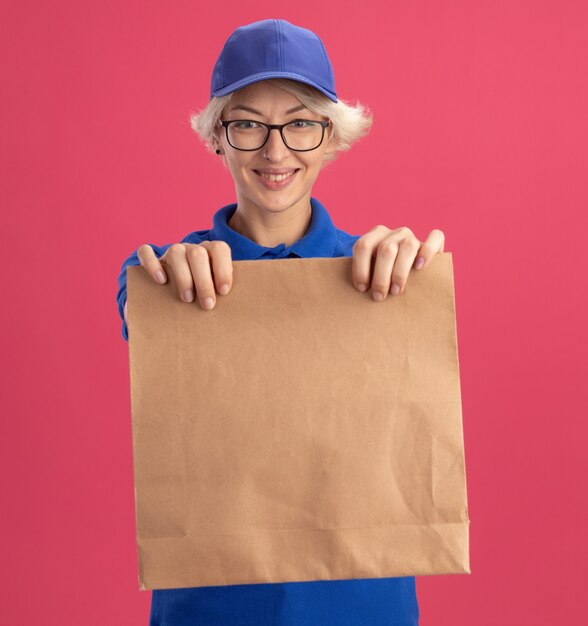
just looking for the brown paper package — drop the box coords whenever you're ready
[126,252,470,590]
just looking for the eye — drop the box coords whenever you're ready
[232,120,259,129]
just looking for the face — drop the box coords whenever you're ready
[213,81,336,216]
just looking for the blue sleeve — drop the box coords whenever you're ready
[116,242,174,342]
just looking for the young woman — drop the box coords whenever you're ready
[117,18,444,626]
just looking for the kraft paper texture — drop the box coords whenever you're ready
[126,252,470,590]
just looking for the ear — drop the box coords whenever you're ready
[212,136,224,155]
[323,126,338,156]
[212,122,224,151]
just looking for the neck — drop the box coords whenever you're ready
[228,195,313,248]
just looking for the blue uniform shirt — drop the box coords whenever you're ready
[116,196,420,626]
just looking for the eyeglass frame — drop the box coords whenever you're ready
[217,118,331,152]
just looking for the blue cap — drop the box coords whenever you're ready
[210,19,338,103]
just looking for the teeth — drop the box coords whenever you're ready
[259,170,295,182]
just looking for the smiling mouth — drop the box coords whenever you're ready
[254,169,300,182]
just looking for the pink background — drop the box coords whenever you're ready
[2,1,587,624]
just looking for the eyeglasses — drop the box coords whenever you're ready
[218,119,331,152]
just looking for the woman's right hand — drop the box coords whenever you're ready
[124,242,234,323]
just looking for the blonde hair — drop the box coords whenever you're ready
[188,78,373,167]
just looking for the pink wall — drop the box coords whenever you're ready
[1,1,586,624]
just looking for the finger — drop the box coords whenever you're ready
[413,229,446,269]
[198,240,233,296]
[351,225,390,291]
[184,244,218,310]
[370,229,420,300]
[389,236,421,294]
[137,244,167,284]
[369,236,399,300]
[160,244,196,303]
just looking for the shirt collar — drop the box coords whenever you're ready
[209,197,338,260]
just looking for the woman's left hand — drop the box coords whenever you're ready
[352,226,445,301]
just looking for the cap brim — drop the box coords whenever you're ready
[211,71,338,103]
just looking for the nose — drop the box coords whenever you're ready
[262,127,290,161]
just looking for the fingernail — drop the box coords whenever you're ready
[203,297,215,310]
[156,270,166,284]
[391,283,401,295]
[219,284,230,295]
[183,289,194,302]
[373,292,384,302]
[357,283,367,292]
[415,256,425,269]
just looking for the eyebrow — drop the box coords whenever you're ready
[228,104,308,116]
